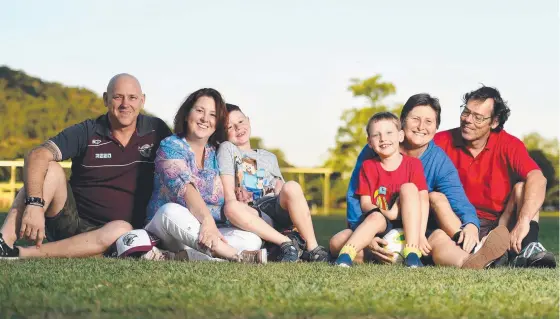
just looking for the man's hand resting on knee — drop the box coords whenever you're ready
[20,205,46,247]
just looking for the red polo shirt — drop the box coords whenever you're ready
[434,128,540,221]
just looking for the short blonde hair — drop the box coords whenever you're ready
[366,112,401,136]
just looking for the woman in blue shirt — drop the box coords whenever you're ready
[331,93,480,264]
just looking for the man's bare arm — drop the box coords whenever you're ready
[517,170,547,223]
[23,141,61,199]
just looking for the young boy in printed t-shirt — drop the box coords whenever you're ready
[334,112,429,268]
[216,104,330,263]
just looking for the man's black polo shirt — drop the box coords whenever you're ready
[49,113,172,228]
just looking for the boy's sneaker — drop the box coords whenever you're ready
[284,230,305,258]
[277,241,300,262]
[510,242,556,268]
[301,245,330,262]
[404,253,423,268]
[0,233,19,260]
[334,253,353,267]
[462,225,509,269]
[239,248,267,264]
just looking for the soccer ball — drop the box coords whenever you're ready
[382,228,405,263]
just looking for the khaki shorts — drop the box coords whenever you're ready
[44,183,102,242]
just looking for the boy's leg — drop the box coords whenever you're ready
[330,229,365,263]
[399,183,421,249]
[429,192,462,237]
[335,212,387,266]
[277,181,319,250]
[224,201,290,246]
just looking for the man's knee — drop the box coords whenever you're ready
[98,220,133,248]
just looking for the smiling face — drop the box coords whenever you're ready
[460,98,498,143]
[367,119,404,158]
[185,96,217,142]
[402,105,438,149]
[103,75,144,129]
[227,110,251,148]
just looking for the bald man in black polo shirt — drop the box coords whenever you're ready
[0,74,171,259]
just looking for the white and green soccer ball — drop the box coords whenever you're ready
[382,228,405,263]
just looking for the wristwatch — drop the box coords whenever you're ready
[24,197,45,207]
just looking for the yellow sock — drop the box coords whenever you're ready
[339,244,357,261]
[403,246,422,258]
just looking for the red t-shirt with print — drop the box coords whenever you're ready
[356,154,428,210]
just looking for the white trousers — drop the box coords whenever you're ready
[145,203,262,258]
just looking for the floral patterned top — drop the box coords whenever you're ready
[146,134,225,222]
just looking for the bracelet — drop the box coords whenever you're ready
[24,197,45,207]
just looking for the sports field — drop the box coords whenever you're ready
[0,213,558,318]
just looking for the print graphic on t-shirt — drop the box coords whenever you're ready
[373,186,388,210]
[234,155,275,203]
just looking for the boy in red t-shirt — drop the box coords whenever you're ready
[334,112,429,268]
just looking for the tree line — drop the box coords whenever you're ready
[0,66,557,209]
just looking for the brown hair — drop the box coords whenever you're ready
[366,112,401,136]
[173,88,227,146]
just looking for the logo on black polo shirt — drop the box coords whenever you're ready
[138,144,153,158]
[95,153,112,159]
[92,139,102,145]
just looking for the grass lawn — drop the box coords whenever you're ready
[0,213,558,318]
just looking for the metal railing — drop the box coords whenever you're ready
[0,161,333,214]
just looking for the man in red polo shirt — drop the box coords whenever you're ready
[430,85,555,268]
[0,74,171,259]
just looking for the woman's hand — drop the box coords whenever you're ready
[198,217,227,251]
[368,237,397,264]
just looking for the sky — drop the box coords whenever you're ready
[1,0,558,167]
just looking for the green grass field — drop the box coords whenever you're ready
[0,213,558,318]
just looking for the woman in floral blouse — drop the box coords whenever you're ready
[145,88,266,263]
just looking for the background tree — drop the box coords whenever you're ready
[323,75,402,207]
[523,132,559,209]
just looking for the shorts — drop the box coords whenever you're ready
[479,218,499,240]
[44,183,102,242]
[252,195,293,231]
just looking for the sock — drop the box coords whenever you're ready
[403,246,422,258]
[339,244,357,261]
[521,221,539,250]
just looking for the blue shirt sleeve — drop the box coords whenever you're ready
[433,149,480,229]
[346,145,375,230]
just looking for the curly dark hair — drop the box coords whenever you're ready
[463,85,510,131]
[173,88,227,146]
[399,93,442,129]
